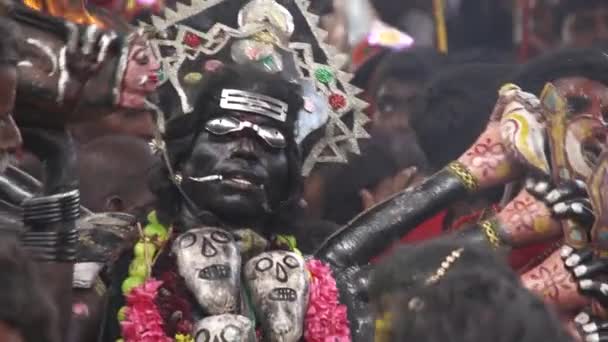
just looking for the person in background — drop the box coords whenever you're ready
[368,47,444,131]
[78,135,158,220]
[557,0,608,48]
[370,237,571,342]
[68,109,156,143]
[321,133,428,225]
[367,47,444,170]
[385,64,513,245]
[0,237,59,342]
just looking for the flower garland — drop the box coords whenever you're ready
[119,211,194,342]
[119,212,351,341]
[305,259,351,342]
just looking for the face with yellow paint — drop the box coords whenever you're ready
[553,77,608,179]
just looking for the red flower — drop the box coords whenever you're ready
[156,270,194,336]
[304,259,351,342]
[121,279,172,342]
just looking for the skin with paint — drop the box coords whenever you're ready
[521,248,589,312]
[457,121,519,188]
[118,38,160,109]
[494,189,560,247]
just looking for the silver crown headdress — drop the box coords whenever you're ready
[140,0,369,176]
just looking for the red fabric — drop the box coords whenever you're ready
[372,210,448,262]
[376,206,557,272]
[351,42,382,70]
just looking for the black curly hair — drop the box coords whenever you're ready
[369,47,445,99]
[370,236,570,342]
[410,63,514,171]
[370,235,516,298]
[149,64,304,233]
[512,47,608,96]
[380,270,571,342]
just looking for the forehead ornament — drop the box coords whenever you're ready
[219,89,288,122]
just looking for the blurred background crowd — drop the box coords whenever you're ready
[4,0,608,341]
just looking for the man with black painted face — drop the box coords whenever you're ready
[103,63,309,341]
[151,64,303,233]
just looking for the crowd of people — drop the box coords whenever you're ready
[0,0,608,341]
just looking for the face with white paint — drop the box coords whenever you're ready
[119,38,160,109]
[553,77,608,179]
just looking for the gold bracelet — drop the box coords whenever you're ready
[480,220,501,249]
[446,161,479,192]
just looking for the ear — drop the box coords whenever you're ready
[105,196,125,212]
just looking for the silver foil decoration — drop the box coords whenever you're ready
[144,0,371,175]
[230,39,284,73]
[193,314,256,342]
[173,227,241,314]
[219,89,288,122]
[244,251,309,342]
[295,79,329,144]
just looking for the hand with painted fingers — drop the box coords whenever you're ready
[561,245,608,308]
[574,310,608,342]
[64,22,118,82]
[525,177,595,226]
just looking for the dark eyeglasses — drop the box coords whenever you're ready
[205,116,287,149]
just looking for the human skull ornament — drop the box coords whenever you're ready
[193,314,255,342]
[173,227,241,314]
[244,251,309,342]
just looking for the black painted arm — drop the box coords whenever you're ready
[316,168,469,268]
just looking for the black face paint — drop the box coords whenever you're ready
[180,111,290,224]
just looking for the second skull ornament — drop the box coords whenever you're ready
[244,251,309,342]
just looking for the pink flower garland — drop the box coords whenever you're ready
[305,259,351,342]
[122,262,352,342]
[121,279,172,342]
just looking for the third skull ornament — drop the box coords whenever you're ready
[193,314,255,342]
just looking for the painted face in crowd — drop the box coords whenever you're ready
[553,76,608,179]
[180,90,291,225]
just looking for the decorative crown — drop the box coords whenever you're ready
[140,0,370,176]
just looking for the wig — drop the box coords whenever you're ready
[382,269,571,342]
